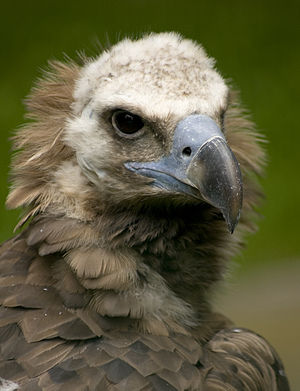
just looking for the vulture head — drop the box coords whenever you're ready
[6,33,265,334]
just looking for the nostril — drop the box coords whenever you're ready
[182,147,192,157]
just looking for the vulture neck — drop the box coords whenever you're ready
[29,200,234,336]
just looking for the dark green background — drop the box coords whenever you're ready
[0,0,299,388]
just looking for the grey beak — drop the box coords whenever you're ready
[125,115,243,233]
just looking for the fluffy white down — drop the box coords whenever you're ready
[72,32,228,117]
[0,378,19,391]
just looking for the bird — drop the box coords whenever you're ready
[0,32,289,390]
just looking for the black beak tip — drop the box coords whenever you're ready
[223,208,241,234]
[228,221,237,235]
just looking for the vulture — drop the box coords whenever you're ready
[0,33,289,390]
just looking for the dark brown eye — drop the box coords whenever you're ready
[111,110,144,135]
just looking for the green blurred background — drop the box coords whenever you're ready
[1,0,299,388]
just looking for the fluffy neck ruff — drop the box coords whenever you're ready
[21,193,245,336]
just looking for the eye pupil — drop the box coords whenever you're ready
[112,110,144,135]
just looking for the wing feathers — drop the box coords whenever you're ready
[202,328,290,391]
[0,219,289,390]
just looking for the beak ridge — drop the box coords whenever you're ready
[186,136,243,233]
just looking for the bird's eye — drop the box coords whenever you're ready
[111,110,144,135]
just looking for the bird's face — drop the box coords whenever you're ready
[65,33,242,232]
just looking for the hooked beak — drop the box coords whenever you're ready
[125,115,243,233]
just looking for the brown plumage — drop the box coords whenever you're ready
[0,33,289,390]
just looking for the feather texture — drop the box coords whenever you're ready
[0,235,289,389]
[0,33,289,390]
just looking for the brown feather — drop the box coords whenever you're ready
[0,34,289,390]
[6,61,79,213]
